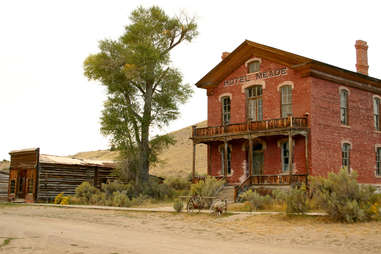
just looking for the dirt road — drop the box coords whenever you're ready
[0,205,380,254]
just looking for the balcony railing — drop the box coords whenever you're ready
[193,116,308,138]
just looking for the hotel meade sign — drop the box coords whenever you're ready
[224,67,287,86]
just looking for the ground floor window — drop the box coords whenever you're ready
[10,180,15,193]
[377,147,381,176]
[342,143,351,173]
[221,146,231,175]
[281,142,289,172]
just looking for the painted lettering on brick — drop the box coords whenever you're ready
[224,68,288,86]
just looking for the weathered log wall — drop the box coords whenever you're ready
[37,163,114,201]
[0,171,9,201]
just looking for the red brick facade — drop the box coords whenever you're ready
[194,40,381,187]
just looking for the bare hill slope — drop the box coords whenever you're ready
[73,121,207,178]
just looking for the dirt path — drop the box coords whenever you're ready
[0,205,380,254]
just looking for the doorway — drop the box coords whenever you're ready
[251,142,264,175]
[16,170,27,199]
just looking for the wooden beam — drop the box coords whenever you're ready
[207,144,212,176]
[224,139,228,178]
[288,130,293,180]
[305,133,309,185]
[248,138,253,177]
[192,142,196,179]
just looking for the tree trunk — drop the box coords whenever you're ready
[137,83,153,185]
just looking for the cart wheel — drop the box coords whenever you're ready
[187,199,195,213]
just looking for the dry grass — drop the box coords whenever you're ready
[0,160,9,172]
[73,121,208,178]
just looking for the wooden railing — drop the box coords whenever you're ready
[233,174,308,201]
[192,175,225,184]
[193,116,308,138]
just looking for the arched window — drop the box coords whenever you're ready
[248,61,260,73]
[340,89,349,125]
[376,147,381,176]
[246,86,262,121]
[221,96,231,125]
[280,85,292,117]
[342,143,351,173]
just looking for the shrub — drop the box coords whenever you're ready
[239,189,272,211]
[285,184,309,215]
[60,196,69,205]
[75,182,100,205]
[54,192,65,204]
[112,191,130,207]
[311,169,379,222]
[102,181,134,199]
[90,192,106,206]
[142,180,174,200]
[164,177,190,191]
[190,176,225,207]
[173,199,183,212]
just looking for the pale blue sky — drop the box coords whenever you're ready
[1,0,380,160]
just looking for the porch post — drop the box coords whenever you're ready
[288,130,293,180]
[224,139,228,178]
[192,142,196,180]
[305,133,309,185]
[207,143,212,175]
[248,137,253,177]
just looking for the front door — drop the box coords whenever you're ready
[17,170,27,199]
[252,143,264,175]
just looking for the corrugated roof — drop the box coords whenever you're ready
[39,154,116,168]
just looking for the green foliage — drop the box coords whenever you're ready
[272,189,288,205]
[190,176,225,197]
[112,191,130,207]
[142,179,174,200]
[75,182,100,205]
[83,6,198,184]
[239,189,272,211]
[173,199,183,212]
[286,184,309,215]
[311,169,379,222]
[164,177,190,191]
[101,181,134,199]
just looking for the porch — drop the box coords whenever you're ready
[190,116,310,201]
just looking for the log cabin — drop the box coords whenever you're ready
[191,40,381,200]
[0,171,9,201]
[8,148,116,202]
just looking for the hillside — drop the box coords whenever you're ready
[0,160,9,172]
[73,121,208,178]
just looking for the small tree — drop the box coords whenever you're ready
[84,6,198,185]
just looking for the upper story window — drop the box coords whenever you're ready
[280,85,292,117]
[247,86,263,121]
[340,90,349,125]
[342,143,351,173]
[248,61,260,73]
[374,97,381,131]
[376,147,381,176]
[222,96,231,125]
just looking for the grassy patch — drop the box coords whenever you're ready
[0,202,21,208]
[0,237,16,248]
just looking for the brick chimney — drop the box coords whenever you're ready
[355,40,369,75]
[221,52,230,60]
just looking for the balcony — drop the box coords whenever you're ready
[192,116,308,142]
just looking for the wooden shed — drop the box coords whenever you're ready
[0,171,9,201]
[8,148,116,202]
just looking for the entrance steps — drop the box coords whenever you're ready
[216,186,235,202]
[13,199,25,203]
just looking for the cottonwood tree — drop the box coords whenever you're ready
[84,6,198,185]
